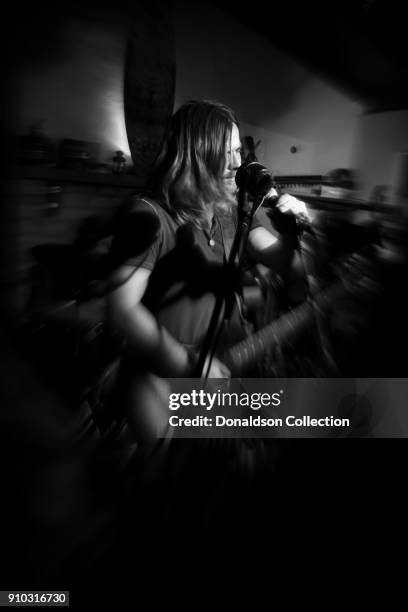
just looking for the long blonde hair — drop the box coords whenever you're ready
[147,100,239,228]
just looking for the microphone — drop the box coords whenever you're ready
[235,161,281,212]
[236,162,314,234]
[235,162,276,200]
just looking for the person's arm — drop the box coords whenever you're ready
[107,265,191,377]
[247,193,311,273]
[107,264,229,378]
[246,225,296,273]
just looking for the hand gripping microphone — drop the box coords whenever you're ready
[235,162,313,234]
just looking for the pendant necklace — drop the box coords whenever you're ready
[203,215,217,247]
[203,214,228,261]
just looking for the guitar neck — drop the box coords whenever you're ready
[222,281,345,376]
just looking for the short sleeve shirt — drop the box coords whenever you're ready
[109,196,263,349]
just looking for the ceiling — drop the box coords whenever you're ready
[215,0,408,112]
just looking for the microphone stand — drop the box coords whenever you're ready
[194,189,258,380]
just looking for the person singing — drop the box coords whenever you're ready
[107,99,310,444]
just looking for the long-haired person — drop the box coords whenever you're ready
[107,100,309,445]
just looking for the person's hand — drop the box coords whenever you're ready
[267,193,311,234]
[276,193,311,223]
[204,356,231,396]
[186,351,230,378]
[206,355,231,378]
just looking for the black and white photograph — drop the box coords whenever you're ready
[1,0,407,605]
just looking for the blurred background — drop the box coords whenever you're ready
[1,0,408,320]
[1,0,407,598]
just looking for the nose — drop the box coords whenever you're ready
[229,150,241,171]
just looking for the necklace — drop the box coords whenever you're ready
[203,215,217,247]
[202,213,229,262]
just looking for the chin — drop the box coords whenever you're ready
[218,179,238,207]
[225,182,238,196]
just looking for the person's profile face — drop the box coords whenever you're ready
[222,123,242,196]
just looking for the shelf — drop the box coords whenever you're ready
[284,191,401,214]
[287,192,372,209]
[8,165,402,217]
[7,165,146,189]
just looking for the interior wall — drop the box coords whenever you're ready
[12,0,364,177]
[174,0,364,176]
[14,0,407,201]
[351,109,408,201]
[13,4,132,165]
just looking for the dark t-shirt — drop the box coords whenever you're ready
[109,196,263,350]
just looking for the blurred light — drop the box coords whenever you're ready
[101,85,132,164]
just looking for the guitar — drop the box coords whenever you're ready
[222,268,376,376]
[125,251,380,450]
